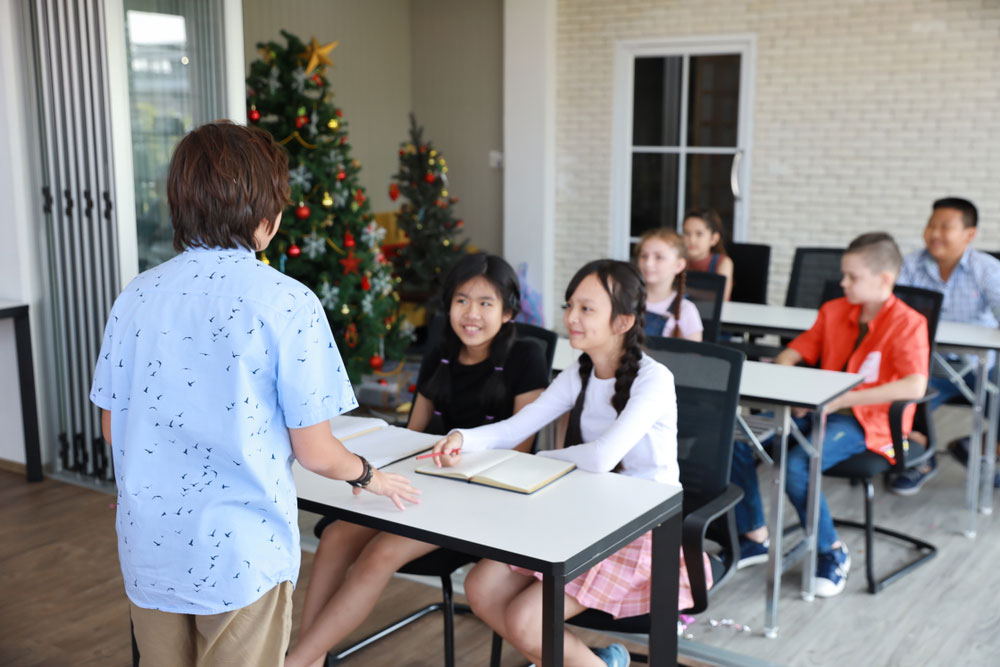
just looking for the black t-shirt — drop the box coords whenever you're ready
[416,338,549,435]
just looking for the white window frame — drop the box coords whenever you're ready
[610,34,757,259]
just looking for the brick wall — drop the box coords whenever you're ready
[555,0,1000,305]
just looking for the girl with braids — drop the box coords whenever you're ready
[286,253,548,667]
[636,228,704,340]
[683,207,735,301]
[429,259,706,667]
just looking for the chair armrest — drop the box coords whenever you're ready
[680,484,744,614]
[888,390,938,473]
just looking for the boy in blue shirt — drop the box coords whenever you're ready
[891,197,1000,494]
[91,121,418,665]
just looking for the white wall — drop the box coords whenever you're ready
[551,0,1000,305]
[242,0,412,214]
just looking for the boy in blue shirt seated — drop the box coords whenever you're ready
[891,197,1000,495]
[90,121,418,665]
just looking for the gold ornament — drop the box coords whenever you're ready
[443,239,451,247]
[321,216,334,228]
[301,37,338,75]
[429,159,436,165]
[441,189,448,197]
[439,158,446,166]
[392,291,400,300]
[442,167,449,173]
[322,192,333,207]
[352,159,360,168]
[429,149,437,157]
[340,304,350,315]
[327,118,339,130]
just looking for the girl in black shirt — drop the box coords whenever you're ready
[287,253,548,667]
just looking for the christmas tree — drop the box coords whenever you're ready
[388,113,468,300]
[246,31,411,382]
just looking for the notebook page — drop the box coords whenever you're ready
[415,449,519,480]
[346,426,439,468]
[330,415,388,441]
[473,453,575,493]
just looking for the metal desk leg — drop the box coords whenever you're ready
[14,308,43,482]
[764,407,791,639]
[980,360,999,515]
[649,512,681,667]
[801,410,827,601]
[965,353,987,538]
[541,571,564,666]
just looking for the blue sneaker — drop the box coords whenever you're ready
[736,537,769,570]
[889,455,938,496]
[592,643,630,666]
[814,544,850,597]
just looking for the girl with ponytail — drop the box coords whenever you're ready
[287,253,548,667]
[637,228,704,340]
[430,259,706,667]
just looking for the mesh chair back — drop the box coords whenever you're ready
[821,279,844,305]
[644,338,744,513]
[892,285,943,355]
[726,242,771,304]
[683,271,726,343]
[785,247,845,308]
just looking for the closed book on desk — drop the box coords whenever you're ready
[416,450,575,494]
[331,416,437,468]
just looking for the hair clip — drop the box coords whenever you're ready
[440,359,450,365]
[433,410,442,416]
[494,366,504,372]
[485,415,495,421]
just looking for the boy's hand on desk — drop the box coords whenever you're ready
[432,432,464,468]
[362,470,422,511]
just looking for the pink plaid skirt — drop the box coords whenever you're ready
[510,532,710,618]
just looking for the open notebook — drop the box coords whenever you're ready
[330,415,437,468]
[416,450,575,494]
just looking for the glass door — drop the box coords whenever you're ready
[612,36,755,256]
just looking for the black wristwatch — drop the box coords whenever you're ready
[347,454,373,489]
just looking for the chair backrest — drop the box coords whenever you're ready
[682,271,726,343]
[513,322,558,380]
[988,250,1000,262]
[726,241,771,304]
[643,338,745,513]
[785,247,845,309]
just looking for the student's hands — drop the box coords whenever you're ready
[431,432,464,468]
[361,469,422,511]
[792,407,811,419]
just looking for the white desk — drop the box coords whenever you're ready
[295,457,683,666]
[739,361,863,638]
[723,302,1000,537]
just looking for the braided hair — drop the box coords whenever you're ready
[636,228,688,338]
[564,260,646,447]
[420,253,521,427]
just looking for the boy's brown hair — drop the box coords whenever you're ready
[167,121,290,252]
[845,232,903,276]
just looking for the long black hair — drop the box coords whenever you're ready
[421,253,521,425]
[564,259,646,447]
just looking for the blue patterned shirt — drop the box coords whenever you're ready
[897,247,1000,328]
[90,247,357,614]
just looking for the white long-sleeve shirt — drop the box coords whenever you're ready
[457,353,678,485]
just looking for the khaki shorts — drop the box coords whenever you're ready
[130,581,293,667]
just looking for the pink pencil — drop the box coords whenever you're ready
[416,450,461,460]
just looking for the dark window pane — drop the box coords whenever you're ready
[687,54,740,147]
[632,56,682,146]
[684,153,735,241]
[630,153,679,237]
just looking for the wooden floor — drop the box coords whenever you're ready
[3,403,999,666]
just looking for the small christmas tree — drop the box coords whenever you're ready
[246,31,411,382]
[389,114,468,300]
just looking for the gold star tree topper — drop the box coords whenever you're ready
[301,37,338,75]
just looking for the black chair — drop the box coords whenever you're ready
[823,285,943,594]
[490,339,746,666]
[726,241,771,305]
[785,247,846,309]
[316,316,558,666]
[684,271,727,343]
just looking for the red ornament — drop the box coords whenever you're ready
[424,173,435,184]
[295,115,309,129]
[354,189,366,205]
[248,106,261,123]
[336,109,343,117]
[287,244,301,258]
[345,323,358,347]
[388,183,399,201]
[398,149,404,157]
[340,135,348,145]
[456,219,464,228]
[336,170,346,181]
[344,231,356,248]
[294,203,310,219]
[369,354,384,371]
[408,383,416,394]
[339,250,360,274]
[419,145,427,153]
[361,275,371,291]
[311,73,323,85]
[378,378,388,386]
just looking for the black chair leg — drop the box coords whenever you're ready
[863,479,877,594]
[490,631,503,667]
[441,575,455,667]
[131,619,139,666]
